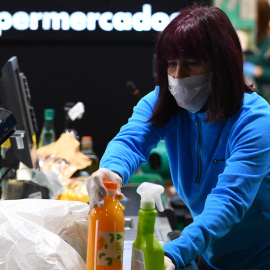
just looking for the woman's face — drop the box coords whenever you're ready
[167,58,213,78]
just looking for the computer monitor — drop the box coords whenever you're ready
[0,56,39,169]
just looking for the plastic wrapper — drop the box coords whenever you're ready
[37,133,93,202]
[38,155,78,185]
[0,199,89,268]
[58,179,89,203]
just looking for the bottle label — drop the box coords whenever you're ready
[131,247,145,270]
[97,231,123,267]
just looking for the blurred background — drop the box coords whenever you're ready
[0,0,200,158]
[0,0,264,159]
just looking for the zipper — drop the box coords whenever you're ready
[195,115,202,184]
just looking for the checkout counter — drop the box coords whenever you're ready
[0,186,198,270]
[0,108,196,269]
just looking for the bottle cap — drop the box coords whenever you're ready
[104,181,117,190]
[44,109,55,120]
[82,136,92,141]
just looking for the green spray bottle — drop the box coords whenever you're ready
[131,182,165,270]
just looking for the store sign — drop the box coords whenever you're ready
[0,4,179,37]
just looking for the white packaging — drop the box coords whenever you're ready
[0,199,89,267]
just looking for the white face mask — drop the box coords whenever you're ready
[168,72,212,113]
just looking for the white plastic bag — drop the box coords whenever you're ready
[0,208,86,269]
[0,199,89,269]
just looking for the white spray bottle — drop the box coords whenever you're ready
[131,182,165,270]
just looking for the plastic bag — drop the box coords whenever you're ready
[17,163,65,199]
[58,178,89,203]
[38,155,78,184]
[0,199,89,268]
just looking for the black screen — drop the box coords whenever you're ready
[0,56,38,169]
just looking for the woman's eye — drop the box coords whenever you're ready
[187,61,199,66]
[168,62,177,67]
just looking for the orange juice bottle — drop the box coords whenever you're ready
[86,181,125,270]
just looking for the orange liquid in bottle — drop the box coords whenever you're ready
[86,182,125,270]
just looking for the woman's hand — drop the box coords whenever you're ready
[86,168,124,210]
[164,256,175,270]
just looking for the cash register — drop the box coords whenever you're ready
[0,56,48,200]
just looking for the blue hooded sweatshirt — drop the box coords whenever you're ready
[100,86,270,269]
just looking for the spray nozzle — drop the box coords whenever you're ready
[137,182,164,212]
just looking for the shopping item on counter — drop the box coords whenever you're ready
[131,182,165,270]
[86,182,125,269]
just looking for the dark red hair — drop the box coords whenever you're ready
[149,4,255,126]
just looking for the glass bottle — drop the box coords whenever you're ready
[81,136,99,175]
[38,108,56,148]
[71,136,99,179]
[86,181,125,270]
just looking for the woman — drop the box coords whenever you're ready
[87,4,270,269]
